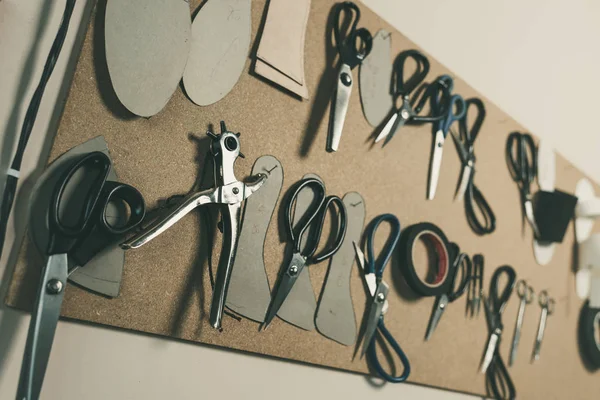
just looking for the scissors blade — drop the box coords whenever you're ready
[427,130,446,200]
[354,242,377,297]
[523,200,541,238]
[360,282,389,358]
[374,112,399,144]
[17,253,68,400]
[328,63,353,152]
[425,294,449,341]
[479,331,499,373]
[455,164,472,202]
[263,254,306,329]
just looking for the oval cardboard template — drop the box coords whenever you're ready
[183,0,251,106]
[105,0,191,117]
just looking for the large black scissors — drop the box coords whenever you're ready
[327,1,372,152]
[451,98,496,235]
[17,152,145,400]
[480,265,517,400]
[354,214,410,383]
[506,132,539,238]
[425,242,472,340]
[263,177,347,328]
[374,50,443,146]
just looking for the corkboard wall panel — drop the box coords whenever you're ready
[6,0,600,398]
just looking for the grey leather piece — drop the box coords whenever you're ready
[226,156,283,322]
[277,173,322,331]
[183,0,251,106]
[29,136,126,298]
[315,192,365,345]
[105,0,191,117]
[359,30,393,127]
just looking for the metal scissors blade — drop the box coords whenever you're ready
[360,281,389,358]
[374,112,398,144]
[328,63,353,152]
[427,130,445,200]
[17,253,68,400]
[480,331,499,373]
[353,242,376,297]
[456,164,472,201]
[524,199,541,238]
[425,294,449,341]
[263,254,306,329]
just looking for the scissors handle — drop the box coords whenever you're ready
[486,351,516,400]
[446,243,472,302]
[459,98,486,145]
[432,84,466,135]
[367,318,411,383]
[489,265,517,318]
[365,213,401,276]
[393,49,430,97]
[47,152,111,254]
[308,195,348,263]
[506,132,537,187]
[285,178,326,253]
[333,1,372,68]
[465,173,496,235]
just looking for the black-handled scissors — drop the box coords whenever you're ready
[327,1,372,152]
[425,242,472,340]
[451,98,496,235]
[17,151,145,400]
[467,254,485,317]
[374,50,443,146]
[263,177,347,328]
[427,75,466,200]
[506,132,540,238]
[354,214,410,383]
[480,265,517,400]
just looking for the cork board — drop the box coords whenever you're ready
[6,0,600,398]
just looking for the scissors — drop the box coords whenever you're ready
[122,122,266,330]
[425,242,472,340]
[374,50,442,146]
[354,214,410,383]
[17,152,145,400]
[508,280,534,366]
[327,1,372,152]
[480,265,517,400]
[531,290,555,362]
[263,177,347,328]
[467,254,484,318]
[450,98,496,235]
[506,132,540,238]
[427,75,466,200]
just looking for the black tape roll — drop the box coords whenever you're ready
[399,222,451,297]
[579,301,600,369]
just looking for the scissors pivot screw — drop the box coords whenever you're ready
[400,109,410,120]
[341,72,352,86]
[376,292,386,303]
[232,187,239,195]
[288,265,299,276]
[46,279,63,295]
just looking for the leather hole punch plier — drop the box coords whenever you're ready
[121,121,267,331]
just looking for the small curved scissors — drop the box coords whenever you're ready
[509,279,534,366]
[327,1,372,152]
[263,178,347,328]
[425,242,472,340]
[427,75,466,200]
[17,152,145,400]
[506,132,540,238]
[374,49,441,146]
[451,98,496,235]
[354,214,410,383]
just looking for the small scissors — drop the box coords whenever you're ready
[506,132,540,238]
[480,265,517,400]
[532,290,555,362]
[374,50,441,146]
[451,98,496,235]
[427,75,466,200]
[425,243,472,340]
[17,152,145,400]
[467,254,484,317]
[327,1,372,152]
[354,214,410,383]
[509,279,534,366]
[263,177,347,328]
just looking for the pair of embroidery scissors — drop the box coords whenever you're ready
[374,49,441,146]
[354,214,410,383]
[263,177,347,328]
[17,152,145,400]
[451,98,496,235]
[327,1,372,152]
[427,75,466,200]
[425,243,472,340]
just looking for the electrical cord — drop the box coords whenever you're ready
[0,0,76,260]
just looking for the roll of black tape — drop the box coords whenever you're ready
[579,301,600,369]
[399,222,451,297]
